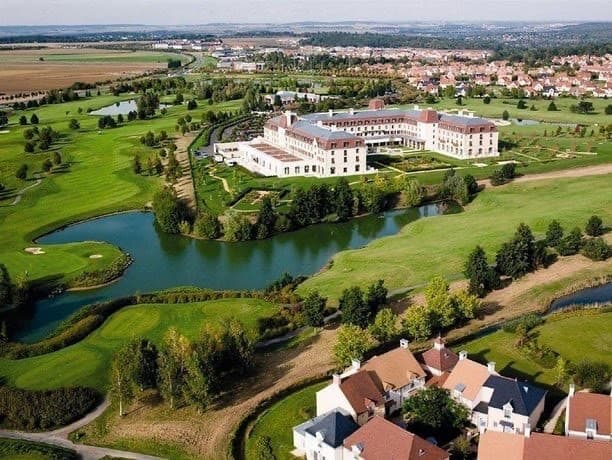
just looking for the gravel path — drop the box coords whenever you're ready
[8,178,42,205]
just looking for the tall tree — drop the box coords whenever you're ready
[339,286,370,328]
[0,264,13,307]
[255,196,277,239]
[365,279,388,316]
[157,328,190,409]
[334,178,354,221]
[585,215,603,237]
[110,343,136,417]
[302,291,327,328]
[368,308,398,343]
[333,324,373,367]
[546,220,564,247]
[464,246,499,297]
[402,386,469,437]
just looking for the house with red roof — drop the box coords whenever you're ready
[565,384,612,442]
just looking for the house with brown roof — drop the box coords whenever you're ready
[316,370,386,426]
[478,427,612,460]
[565,384,612,441]
[361,339,427,412]
[420,337,459,376]
[343,416,450,460]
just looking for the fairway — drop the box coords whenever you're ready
[0,298,276,391]
[298,175,612,300]
[0,93,241,288]
[459,311,612,387]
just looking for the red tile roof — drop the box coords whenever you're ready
[362,345,426,392]
[344,416,449,460]
[421,339,459,374]
[340,371,386,415]
[567,392,612,436]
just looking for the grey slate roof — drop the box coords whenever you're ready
[302,108,419,122]
[438,113,494,127]
[484,375,547,417]
[296,409,359,448]
[291,120,358,140]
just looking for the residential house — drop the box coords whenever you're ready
[361,339,427,412]
[478,428,612,460]
[293,409,359,460]
[343,416,450,460]
[420,337,459,377]
[316,370,386,426]
[565,384,612,441]
[442,352,546,433]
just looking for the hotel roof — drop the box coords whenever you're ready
[291,120,359,141]
[249,142,303,163]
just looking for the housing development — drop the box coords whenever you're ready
[215,99,499,177]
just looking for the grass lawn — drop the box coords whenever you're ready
[0,50,191,65]
[244,382,326,460]
[0,93,241,287]
[0,298,276,391]
[458,311,612,388]
[297,175,612,301]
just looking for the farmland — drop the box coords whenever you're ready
[0,47,191,95]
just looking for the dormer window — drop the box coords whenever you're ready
[503,403,513,419]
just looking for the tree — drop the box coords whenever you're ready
[19,115,28,125]
[500,162,516,180]
[557,227,583,256]
[464,246,499,297]
[255,196,277,239]
[334,178,354,221]
[339,286,370,328]
[0,112,7,127]
[605,104,612,115]
[547,101,558,111]
[194,211,221,239]
[152,187,189,234]
[365,279,388,315]
[451,435,472,460]
[0,263,13,307]
[302,291,327,328]
[581,237,610,261]
[333,324,373,367]
[402,386,469,437]
[187,99,198,110]
[15,164,28,180]
[398,177,423,207]
[502,110,509,121]
[154,156,163,175]
[517,99,527,109]
[444,174,470,205]
[545,220,564,247]
[30,114,39,124]
[553,357,570,388]
[132,339,159,390]
[24,141,35,153]
[495,223,536,278]
[368,308,398,343]
[401,304,433,342]
[573,360,611,392]
[585,215,603,237]
[110,342,136,417]
[223,211,253,242]
[576,100,594,114]
[254,436,276,460]
[132,155,142,174]
[359,183,387,214]
[52,151,62,166]
[182,352,214,412]
[463,174,478,196]
[42,158,53,172]
[483,95,491,104]
[157,328,190,409]
[68,118,80,130]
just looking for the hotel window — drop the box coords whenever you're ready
[355,165,360,172]
[331,158,335,164]
[356,148,359,153]
[284,167,289,175]
[504,407,512,418]
[344,157,347,163]
[343,167,347,173]
[304,165,309,173]
[294,167,300,174]
[356,156,359,162]
[330,167,335,175]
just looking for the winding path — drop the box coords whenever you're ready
[0,399,164,460]
[7,178,42,206]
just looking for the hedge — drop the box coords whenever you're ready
[0,438,78,460]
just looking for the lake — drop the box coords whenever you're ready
[549,283,612,311]
[12,203,457,342]
[89,100,172,116]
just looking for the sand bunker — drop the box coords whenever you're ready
[89,254,103,259]
[25,247,45,255]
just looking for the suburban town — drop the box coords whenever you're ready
[0,2,610,460]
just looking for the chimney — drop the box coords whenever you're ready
[487,362,496,374]
[413,104,419,110]
[433,335,444,350]
[349,108,355,115]
[352,358,361,371]
[284,110,294,127]
[399,338,410,349]
[328,109,334,117]
[459,350,468,361]
[569,383,575,397]
[351,443,364,455]
[524,424,531,438]
[332,373,341,386]
[316,431,324,444]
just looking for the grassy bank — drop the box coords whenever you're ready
[297,175,612,300]
[0,298,276,391]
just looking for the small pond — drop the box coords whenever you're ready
[9,202,460,342]
[549,283,612,311]
[89,99,172,116]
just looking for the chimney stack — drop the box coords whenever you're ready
[328,109,334,117]
[332,374,341,386]
[284,110,294,127]
[487,362,496,374]
[524,424,531,438]
[400,338,410,349]
[459,350,468,361]
[433,335,445,350]
[349,108,355,115]
[351,359,361,371]
[569,383,575,397]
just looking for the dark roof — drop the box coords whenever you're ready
[291,120,358,141]
[304,410,359,448]
[438,113,494,127]
[484,375,547,416]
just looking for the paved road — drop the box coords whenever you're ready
[0,399,164,460]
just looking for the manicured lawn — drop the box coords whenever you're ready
[0,93,241,287]
[0,298,276,391]
[244,382,326,460]
[298,175,612,301]
[458,312,612,387]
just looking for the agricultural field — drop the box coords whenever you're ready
[0,92,241,288]
[298,174,612,300]
[0,298,277,391]
[0,47,190,95]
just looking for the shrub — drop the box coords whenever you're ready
[0,439,78,460]
[194,211,221,239]
[0,386,102,430]
[489,169,505,186]
[573,360,611,392]
[581,238,610,261]
[15,163,28,180]
[502,314,544,333]
[545,220,564,247]
[557,227,583,256]
[585,215,603,237]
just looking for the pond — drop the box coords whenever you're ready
[89,99,172,116]
[11,202,459,342]
[549,283,612,311]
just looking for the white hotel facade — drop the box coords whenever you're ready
[214,99,499,178]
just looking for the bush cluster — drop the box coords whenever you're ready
[0,438,78,460]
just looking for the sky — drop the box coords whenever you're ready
[1,0,611,25]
